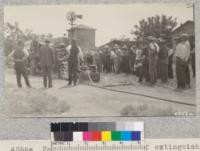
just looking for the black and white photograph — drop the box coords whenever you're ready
[3,4,196,117]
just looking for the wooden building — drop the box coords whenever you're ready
[68,24,96,51]
[99,40,136,49]
[172,20,195,48]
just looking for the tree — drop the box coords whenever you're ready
[4,22,26,56]
[132,15,178,43]
[4,22,37,56]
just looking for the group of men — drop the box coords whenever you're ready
[8,33,195,91]
[8,39,80,88]
[87,37,171,85]
[89,34,194,90]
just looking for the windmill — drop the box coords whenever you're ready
[66,11,83,41]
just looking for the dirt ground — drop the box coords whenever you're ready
[2,68,196,117]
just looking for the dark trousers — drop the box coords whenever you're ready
[68,62,78,85]
[168,55,174,79]
[160,62,168,83]
[15,63,31,88]
[122,56,129,73]
[138,66,143,82]
[185,63,190,86]
[139,63,149,82]
[42,65,52,88]
[191,54,195,77]
[105,56,111,73]
[149,56,157,84]
[176,58,190,89]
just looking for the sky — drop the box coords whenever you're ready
[4,4,193,46]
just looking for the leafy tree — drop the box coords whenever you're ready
[4,22,38,56]
[4,22,25,56]
[132,15,178,43]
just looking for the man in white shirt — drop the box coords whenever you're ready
[175,34,191,90]
[147,36,159,85]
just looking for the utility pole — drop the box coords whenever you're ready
[187,3,195,21]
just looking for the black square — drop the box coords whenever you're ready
[61,122,73,131]
[78,122,88,131]
[51,123,61,132]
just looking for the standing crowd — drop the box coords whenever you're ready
[8,33,195,91]
[85,34,195,90]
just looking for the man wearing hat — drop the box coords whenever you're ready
[8,40,31,88]
[39,39,54,88]
[67,39,81,85]
[135,41,143,80]
[121,45,130,73]
[113,44,123,73]
[104,45,111,73]
[158,38,168,83]
[174,33,191,90]
[128,44,136,74]
[147,36,159,85]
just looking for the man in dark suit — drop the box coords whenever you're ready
[67,39,80,85]
[39,39,54,88]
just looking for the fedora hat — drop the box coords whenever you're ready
[158,37,166,43]
[45,39,50,43]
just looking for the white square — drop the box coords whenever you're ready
[116,122,125,131]
[73,132,83,141]
[125,122,135,131]
[51,132,55,141]
[134,122,144,131]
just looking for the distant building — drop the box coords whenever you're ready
[53,37,69,47]
[99,40,136,49]
[172,20,195,48]
[68,24,96,51]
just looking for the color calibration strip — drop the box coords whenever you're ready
[51,122,143,142]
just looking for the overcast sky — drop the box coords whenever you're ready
[4,4,193,46]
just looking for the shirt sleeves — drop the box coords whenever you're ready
[8,50,15,60]
[78,47,84,62]
[186,41,191,61]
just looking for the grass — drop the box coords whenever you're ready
[3,84,70,116]
[121,104,176,116]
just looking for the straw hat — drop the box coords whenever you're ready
[104,45,110,49]
[147,36,156,41]
[114,44,119,48]
[180,33,189,38]
[174,35,180,40]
